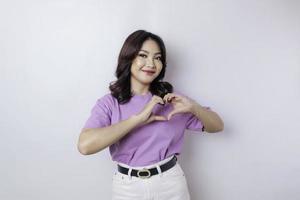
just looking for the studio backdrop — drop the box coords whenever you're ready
[1,0,299,200]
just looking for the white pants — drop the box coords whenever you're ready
[111,155,191,200]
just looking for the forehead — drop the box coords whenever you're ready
[140,39,161,54]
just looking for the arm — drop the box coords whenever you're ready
[77,115,142,155]
[78,94,167,155]
[162,92,224,133]
[190,103,224,133]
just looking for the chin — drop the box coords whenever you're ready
[139,79,154,85]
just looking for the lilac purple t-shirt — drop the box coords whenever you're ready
[82,90,211,167]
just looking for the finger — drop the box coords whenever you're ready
[166,93,182,102]
[167,109,182,120]
[153,115,167,121]
[156,96,165,105]
[154,98,165,105]
[160,98,165,105]
[151,96,165,106]
[163,93,176,103]
[147,115,167,124]
[169,96,177,102]
[167,96,177,103]
[169,94,182,101]
[163,93,170,103]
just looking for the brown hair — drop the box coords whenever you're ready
[109,30,173,104]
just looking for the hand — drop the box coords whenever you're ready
[163,93,196,120]
[135,95,167,126]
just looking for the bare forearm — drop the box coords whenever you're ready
[78,115,142,155]
[191,103,224,133]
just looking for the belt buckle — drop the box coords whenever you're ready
[137,168,151,179]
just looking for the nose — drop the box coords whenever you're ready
[146,57,155,68]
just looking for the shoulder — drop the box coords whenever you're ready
[95,92,117,109]
[99,92,114,101]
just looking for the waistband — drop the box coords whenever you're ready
[116,155,177,170]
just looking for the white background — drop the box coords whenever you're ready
[1,0,300,199]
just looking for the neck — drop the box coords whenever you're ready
[131,79,150,95]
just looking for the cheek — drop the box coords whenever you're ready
[131,61,144,74]
[135,59,146,67]
[156,62,163,71]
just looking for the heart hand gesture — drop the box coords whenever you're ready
[135,95,167,126]
[163,93,196,120]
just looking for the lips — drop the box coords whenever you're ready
[142,70,155,73]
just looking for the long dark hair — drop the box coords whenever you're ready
[109,30,173,104]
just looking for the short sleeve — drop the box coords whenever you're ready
[82,94,112,130]
[185,106,212,132]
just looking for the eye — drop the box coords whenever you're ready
[156,57,162,61]
[138,54,147,58]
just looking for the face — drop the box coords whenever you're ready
[130,39,163,86]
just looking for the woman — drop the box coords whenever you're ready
[77,30,224,200]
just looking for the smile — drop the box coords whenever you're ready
[142,70,155,75]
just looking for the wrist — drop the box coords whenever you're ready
[190,102,204,115]
[130,114,143,125]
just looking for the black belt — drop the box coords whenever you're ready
[117,155,177,179]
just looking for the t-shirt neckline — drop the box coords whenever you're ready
[132,91,152,99]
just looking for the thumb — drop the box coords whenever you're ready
[167,110,180,120]
[145,115,167,125]
[153,115,167,121]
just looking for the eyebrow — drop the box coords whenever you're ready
[140,50,162,55]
